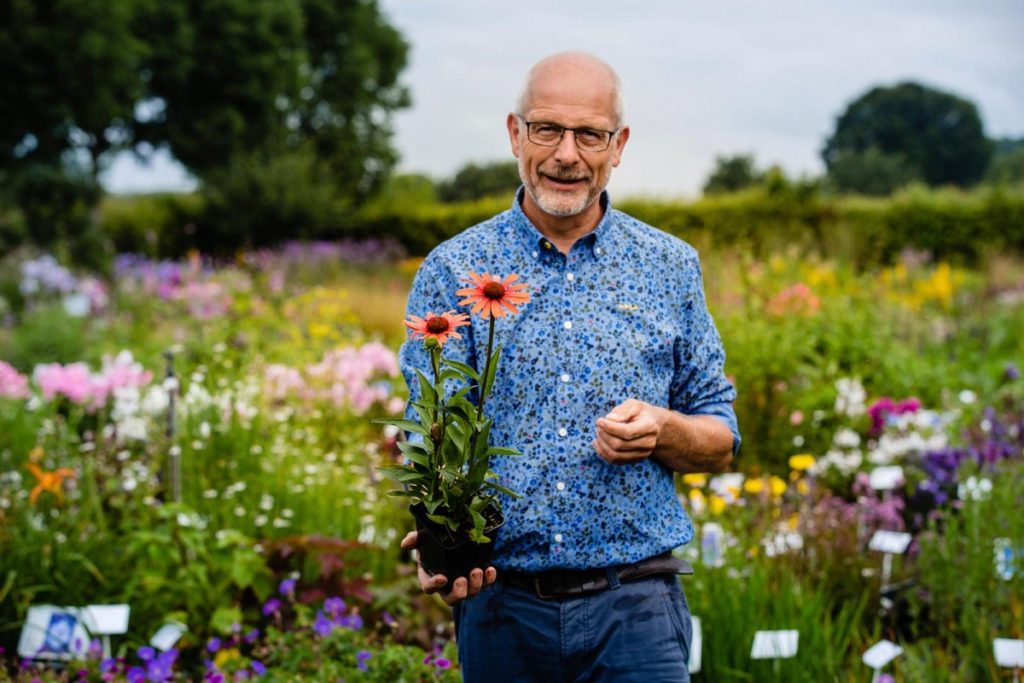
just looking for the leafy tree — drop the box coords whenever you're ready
[702,154,763,195]
[822,82,992,188]
[985,138,1024,186]
[437,161,522,203]
[825,147,920,196]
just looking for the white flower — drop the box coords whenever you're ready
[958,476,992,501]
[958,390,977,404]
[833,428,861,449]
[834,378,866,417]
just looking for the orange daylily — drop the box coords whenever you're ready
[26,463,76,504]
[456,272,531,319]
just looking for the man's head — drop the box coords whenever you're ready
[507,52,630,223]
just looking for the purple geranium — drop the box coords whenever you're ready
[313,610,334,637]
[262,598,282,617]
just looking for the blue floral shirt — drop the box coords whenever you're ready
[400,189,740,572]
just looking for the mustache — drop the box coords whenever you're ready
[540,165,588,181]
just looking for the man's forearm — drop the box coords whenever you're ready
[650,408,734,474]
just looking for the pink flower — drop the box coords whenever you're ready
[766,283,821,316]
[33,362,94,404]
[0,361,29,399]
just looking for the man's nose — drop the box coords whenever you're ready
[552,130,581,164]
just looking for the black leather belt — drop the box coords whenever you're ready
[500,552,693,600]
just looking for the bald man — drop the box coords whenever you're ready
[399,52,740,682]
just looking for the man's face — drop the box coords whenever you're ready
[507,66,629,220]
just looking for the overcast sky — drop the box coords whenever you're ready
[103,0,1024,198]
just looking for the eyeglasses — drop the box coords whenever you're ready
[519,117,618,152]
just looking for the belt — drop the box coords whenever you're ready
[499,552,693,600]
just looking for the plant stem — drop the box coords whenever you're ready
[429,345,442,501]
[475,316,496,422]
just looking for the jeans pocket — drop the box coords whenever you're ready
[658,576,693,663]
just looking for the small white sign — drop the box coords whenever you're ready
[862,639,903,669]
[751,630,799,659]
[869,530,913,554]
[689,616,702,674]
[17,606,90,661]
[994,638,1024,668]
[81,604,130,635]
[869,466,904,491]
[150,622,188,652]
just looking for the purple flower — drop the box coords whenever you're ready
[234,670,250,681]
[878,675,894,683]
[323,596,346,618]
[262,597,282,617]
[100,658,117,673]
[137,646,155,662]
[126,666,146,683]
[381,611,396,628]
[339,613,363,631]
[278,578,296,596]
[1005,363,1020,381]
[207,638,221,653]
[313,610,334,637]
[434,657,452,670]
[251,660,266,676]
[146,650,177,682]
[206,674,224,683]
[244,629,260,644]
[356,651,372,672]
[88,639,104,659]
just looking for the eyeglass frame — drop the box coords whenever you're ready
[516,114,620,152]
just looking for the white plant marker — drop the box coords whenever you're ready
[870,529,912,593]
[150,622,188,652]
[752,629,798,675]
[994,638,1024,683]
[17,606,90,661]
[80,604,130,659]
[863,639,903,682]
[688,616,702,674]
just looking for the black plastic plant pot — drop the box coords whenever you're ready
[410,503,504,589]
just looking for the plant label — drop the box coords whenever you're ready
[994,538,1019,581]
[150,622,188,652]
[863,639,903,669]
[869,466,904,491]
[701,522,725,567]
[81,604,130,635]
[869,530,912,554]
[994,638,1024,668]
[751,630,799,659]
[17,605,90,661]
[689,615,702,674]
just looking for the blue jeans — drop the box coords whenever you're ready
[453,574,692,683]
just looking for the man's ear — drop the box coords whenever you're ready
[611,125,630,168]
[507,113,522,158]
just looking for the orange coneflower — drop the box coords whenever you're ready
[456,272,531,319]
[404,310,470,346]
[26,462,76,505]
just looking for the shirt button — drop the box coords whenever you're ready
[543,241,552,250]
[558,427,568,437]
[532,251,539,258]
[554,533,563,543]
[560,373,571,383]
[563,320,573,330]
[556,481,566,491]
[595,247,603,255]
[566,272,575,282]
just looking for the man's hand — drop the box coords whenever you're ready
[592,399,667,464]
[400,531,497,606]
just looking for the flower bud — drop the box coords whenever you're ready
[430,423,442,442]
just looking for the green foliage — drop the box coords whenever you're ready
[436,161,521,203]
[985,138,1024,187]
[98,191,206,258]
[0,304,93,370]
[823,81,992,188]
[825,146,921,196]
[702,154,763,195]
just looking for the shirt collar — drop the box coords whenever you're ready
[509,186,617,259]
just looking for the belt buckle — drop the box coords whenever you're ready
[533,576,556,600]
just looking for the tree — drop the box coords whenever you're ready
[437,161,522,203]
[822,82,992,189]
[985,138,1024,186]
[702,154,762,195]
[825,147,920,196]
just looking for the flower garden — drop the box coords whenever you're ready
[0,238,1022,681]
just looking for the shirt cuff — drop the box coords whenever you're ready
[690,402,742,456]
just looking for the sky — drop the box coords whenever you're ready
[102,0,1024,199]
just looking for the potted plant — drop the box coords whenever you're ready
[377,272,530,585]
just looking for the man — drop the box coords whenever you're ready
[399,52,739,682]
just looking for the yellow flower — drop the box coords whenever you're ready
[688,489,705,505]
[709,495,726,516]
[797,480,810,495]
[308,322,332,339]
[788,454,816,472]
[214,648,241,668]
[682,473,707,488]
[769,476,787,498]
[788,513,800,530]
[743,478,764,495]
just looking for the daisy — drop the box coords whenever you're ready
[404,310,470,346]
[456,272,531,319]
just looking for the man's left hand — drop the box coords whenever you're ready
[592,399,667,464]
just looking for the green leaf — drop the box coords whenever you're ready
[486,481,522,499]
[483,344,503,398]
[211,607,244,636]
[442,359,481,381]
[415,369,438,405]
[383,419,428,436]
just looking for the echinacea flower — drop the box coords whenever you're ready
[456,272,531,319]
[26,463,76,504]
[404,310,470,346]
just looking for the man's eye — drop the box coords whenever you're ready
[534,125,561,135]
[577,129,603,142]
